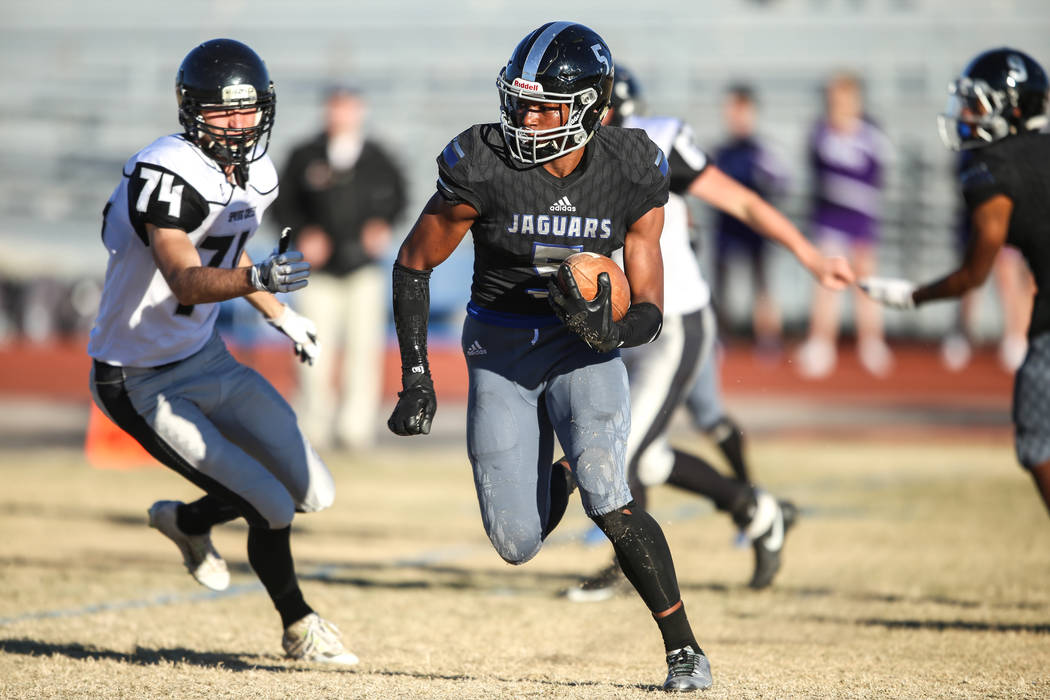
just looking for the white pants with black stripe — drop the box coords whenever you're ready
[90,331,334,529]
[621,304,717,487]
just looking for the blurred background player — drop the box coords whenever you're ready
[274,84,407,451]
[386,23,712,691]
[684,354,751,487]
[86,39,356,665]
[711,83,791,359]
[796,71,894,378]
[861,47,1050,517]
[941,149,1035,372]
[565,65,853,602]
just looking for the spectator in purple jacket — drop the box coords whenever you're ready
[796,72,894,378]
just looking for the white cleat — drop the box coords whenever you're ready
[148,500,230,592]
[282,613,360,665]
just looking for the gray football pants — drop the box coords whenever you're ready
[462,315,633,565]
[90,331,334,529]
[1014,331,1050,470]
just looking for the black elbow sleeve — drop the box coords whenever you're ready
[392,262,433,385]
[617,302,663,349]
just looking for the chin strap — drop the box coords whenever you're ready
[232,164,248,188]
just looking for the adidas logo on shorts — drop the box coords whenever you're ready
[549,196,576,212]
[466,340,487,356]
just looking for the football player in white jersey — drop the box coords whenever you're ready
[87,39,356,665]
[565,66,854,600]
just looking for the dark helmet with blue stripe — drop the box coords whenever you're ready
[938,47,1049,150]
[608,64,644,126]
[497,22,614,164]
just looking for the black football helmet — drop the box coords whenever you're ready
[176,39,276,167]
[497,22,614,164]
[938,47,1049,150]
[608,64,644,126]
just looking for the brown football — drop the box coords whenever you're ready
[558,252,631,321]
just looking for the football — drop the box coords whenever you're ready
[558,252,631,321]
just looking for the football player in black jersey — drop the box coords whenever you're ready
[388,22,710,691]
[862,47,1050,517]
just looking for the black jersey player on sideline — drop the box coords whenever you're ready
[388,22,711,692]
[861,47,1050,517]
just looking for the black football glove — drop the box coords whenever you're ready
[547,266,622,353]
[387,372,437,436]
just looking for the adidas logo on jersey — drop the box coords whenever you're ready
[466,340,487,356]
[549,196,576,212]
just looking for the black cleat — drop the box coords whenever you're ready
[663,645,713,692]
[564,559,626,602]
[748,497,798,590]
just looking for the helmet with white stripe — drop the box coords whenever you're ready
[497,22,614,164]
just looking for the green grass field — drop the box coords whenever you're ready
[2,434,1048,699]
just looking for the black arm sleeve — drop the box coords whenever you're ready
[392,262,433,385]
[617,302,663,348]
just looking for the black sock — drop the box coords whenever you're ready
[176,495,240,535]
[247,525,313,628]
[655,604,700,654]
[667,449,750,513]
[708,416,750,484]
[543,460,575,538]
[592,503,683,610]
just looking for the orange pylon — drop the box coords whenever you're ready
[84,402,158,470]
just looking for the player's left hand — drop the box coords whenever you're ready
[268,305,321,364]
[547,269,622,353]
[250,229,311,294]
[815,255,855,290]
[858,276,917,310]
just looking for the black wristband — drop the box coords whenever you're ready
[617,302,662,348]
[392,262,432,383]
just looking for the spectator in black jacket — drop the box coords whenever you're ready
[274,85,407,450]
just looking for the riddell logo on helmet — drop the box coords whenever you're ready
[221,84,257,104]
[513,77,543,93]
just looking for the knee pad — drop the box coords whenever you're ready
[252,492,296,530]
[486,523,543,565]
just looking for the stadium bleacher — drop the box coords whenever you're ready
[1,0,1048,340]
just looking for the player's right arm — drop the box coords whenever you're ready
[861,195,1012,309]
[686,165,853,290]
[396,195,477,271]
[387,195,477,437]
[861,153,1014,310]
[149,224,255,305]
[149,224,310,305]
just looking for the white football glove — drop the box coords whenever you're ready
[858,277,917,310]
[268,305,320,365]
[250,228,311,293]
